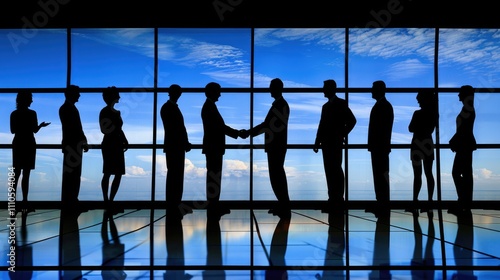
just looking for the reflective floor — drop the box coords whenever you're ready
[1,208,500,279]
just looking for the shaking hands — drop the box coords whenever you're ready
[239,129,250,139]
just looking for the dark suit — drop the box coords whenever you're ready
[450,105,476,209]
[201,98,239,208]
[59,101,87,205]
[315,96,356,205]
[368,97,394,207]
[250,96,290,209]
[161,100,190,209]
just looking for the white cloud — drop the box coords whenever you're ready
[126,165,148,177]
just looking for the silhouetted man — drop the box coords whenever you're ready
[241,78,290,217]
[266,216,291,280]
[59,85,88,210]
[449,85,476,214]
[367,80,393,216]
[201,82,240,217]
[161,84,192,216]
[314,79,356,211]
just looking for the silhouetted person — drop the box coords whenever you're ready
[265,216,291,280]
[8,211,33,280]
[101,210,126,280]
[60,85,88,210]
[448,85,477,215]
[241,78,290,218]
[313,79,356,212]
[410,211,435,280]
[369,211,391,280]
[408,89,438,214]
[203,214,226,280]
[161,84,192,216]
[317,209,345,279]
[100,86,128,213]
[452,210,475,279]
[10,90,50,214]
[59,209,83,280]
[366,80,394,217]
[201,82,240,218]
[165,210,192,280]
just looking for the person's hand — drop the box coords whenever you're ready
[40,121,51,127]
[185,142,192,152]
[239,129,250,139]
[82,143,89,153]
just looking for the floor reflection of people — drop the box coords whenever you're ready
[59,209,83,280]
[369,211,391,280]
[164,211,192,280]
[452,210,476,280]
[266,216,291,280]
[317,209,345,279]
[101,210,127,280]
[203,215,226,280]
[411,211,435,280]
[9,211,33,280]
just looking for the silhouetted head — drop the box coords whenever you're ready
[416,89,436,109]
[205,82,221,102]
[16,90,33,109]
[323,79,337,99]
[168,84,182,101]
[371,80,386,100]
[64,85,81,103]
[102,86,120,106]
[458,85,474,107]
[270,78,283,99]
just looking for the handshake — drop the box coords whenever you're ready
[238,129,250,139]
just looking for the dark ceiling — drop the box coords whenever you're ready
[2,1,498,29]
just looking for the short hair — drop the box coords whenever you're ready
[460,85,474,97]
[16,90,32,108]
[102,86,120,105]
[64,84,80,99]
[323,79,337,90]
[373,80,386,91]
[270,78,284,90]
[205,82,221,99]
[168,84,182,97]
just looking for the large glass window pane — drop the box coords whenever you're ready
[158,28,251,88]
[254,28,345,88]
[0,29,67,88]
[349,28,435,88]
[71,28,155,88]
[440,149,500,201]
[253,149,328,201]
[438,29,500,89]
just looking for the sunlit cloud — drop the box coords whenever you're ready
[385,59,432,81]
[255,28,344,48]
[125,165,149,177]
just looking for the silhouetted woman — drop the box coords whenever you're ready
[10,90,50,213]
[99,87,128,211]
[408,89,438,213]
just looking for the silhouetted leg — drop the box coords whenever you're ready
[371,152,390,211]
[322,146,344,207]
[206,153,223,209]
[101,173,111,202]
[109,174,122,202]
[452,151,473,210]
[423,158,435,205]
[411,159,423,202]
[21,169,31,202]
[267,150,290,210]
[62,148,83,207]
[166,151,185,209]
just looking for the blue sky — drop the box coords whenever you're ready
[1,28,499,202]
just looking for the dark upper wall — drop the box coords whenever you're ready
[2,0,498,29]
